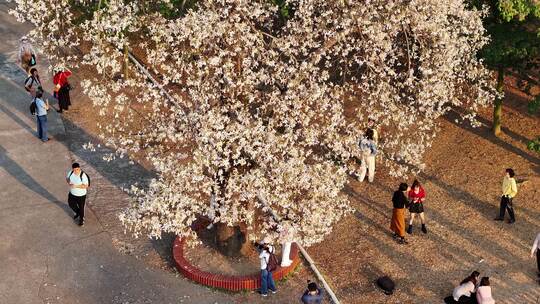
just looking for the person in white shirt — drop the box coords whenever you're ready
[258,240,277,297]
[66,163,89,226]
[444,271,479,304]
[531,232,540,279]
[476,277,495,304]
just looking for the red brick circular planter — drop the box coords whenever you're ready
[172,236,301,291]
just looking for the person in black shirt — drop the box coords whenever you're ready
[390,183,410,244]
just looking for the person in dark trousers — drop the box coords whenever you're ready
[444,271,480,304]
[494,168,517,224]
[407,179,427,234]
[66,163,89,226]
[531,232,540,282]
[258,240,277,297]
[24,68,42,97]
[34,90,49,142]
[301,281,324,304]
[391,182,409,244]
[53,68,72,113]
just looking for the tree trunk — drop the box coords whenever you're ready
[492,67,504,136]
[281,242,293,267]
[215,223,250,257]
[122,43,129,79]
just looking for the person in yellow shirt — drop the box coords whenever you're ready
[494,168,517,224]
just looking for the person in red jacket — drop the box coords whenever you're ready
[53,68,72,113]
[407,179,427,234]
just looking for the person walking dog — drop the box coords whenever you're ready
[494,168,517,224]
[66,163,89,226]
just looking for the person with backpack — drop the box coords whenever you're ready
[33,90,49,142]
[53,68,72,113]
[301,281,324,303]
[258,239,278,297]
[19,36,36,72]
[494,168,518,224]
[66,163,90,226]
[358,128,378,183]
[24,68,42,97]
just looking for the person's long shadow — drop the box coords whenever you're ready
[0,144,72,216]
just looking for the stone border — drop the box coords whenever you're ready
[172,236,301,291]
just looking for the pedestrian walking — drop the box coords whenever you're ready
[476,277,495,304]
[53,68,72,113]
[19,36,36,72]
[301,281,324,304]
[34,90,49,142]
[24,68,42,97]
[494,168,517,224]
[258,240,277,297]
[66,163,89,226]
[444,271,479,304]
[358,128,378,183]
[531,232,540,281]
[391,182,409,244]
[407,179,427,234]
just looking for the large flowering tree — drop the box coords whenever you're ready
[10,0,495,253]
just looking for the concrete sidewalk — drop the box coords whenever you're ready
[0,6,235,304]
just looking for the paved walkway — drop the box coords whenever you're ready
[0,6,235,304]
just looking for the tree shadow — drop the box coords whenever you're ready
[444,110,540,169]
[0,144,72,217]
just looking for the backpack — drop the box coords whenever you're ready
[68,170,91,187]
[376,276,395,295]
[266,251,279,272]
[29,97,37,115]
[24,76,34,92]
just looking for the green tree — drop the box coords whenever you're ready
[475,0,540,136]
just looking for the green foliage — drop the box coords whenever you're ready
[159,0,199,19]
[271,0,291,19]
[528,94,540,113]
[527,136,540,153]
[497,0,540,21]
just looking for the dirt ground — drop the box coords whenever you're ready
[307,80,540,303]
[60,56,539,304]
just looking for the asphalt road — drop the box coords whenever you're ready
[0,4,234,304]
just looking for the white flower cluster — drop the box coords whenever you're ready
[10,0,495,246]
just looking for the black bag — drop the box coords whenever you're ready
[376,276,395,295]
[68,170,91,187]
[266,252,279,272]
[29,97,37,115]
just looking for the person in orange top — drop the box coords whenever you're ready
[53,68,72,113]
[407,179,427,234]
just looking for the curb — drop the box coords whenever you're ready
[172,236,300,291]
